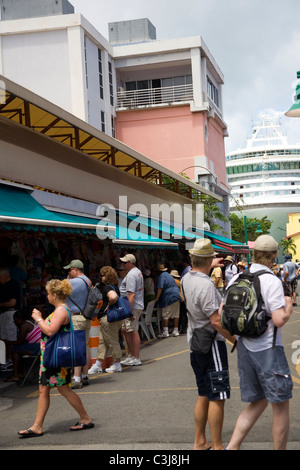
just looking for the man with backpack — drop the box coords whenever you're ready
[223,235,293,450]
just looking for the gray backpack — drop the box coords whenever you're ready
[69,277,103,320]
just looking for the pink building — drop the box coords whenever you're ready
[111,20,230,233]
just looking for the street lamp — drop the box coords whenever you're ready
[244,216,263,263]
[180,165,218,185]
[285,71,300,118]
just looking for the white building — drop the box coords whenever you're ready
[0,0,231,234]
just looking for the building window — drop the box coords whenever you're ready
[111,116,115,138]
[101,111,105,132]
[108,61,114,106]
[98,49,103,100]
[84,36,88,89]
[207,77,219,107]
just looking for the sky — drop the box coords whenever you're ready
[70,0,300,154]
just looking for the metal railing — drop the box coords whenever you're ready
[116,84,194,109]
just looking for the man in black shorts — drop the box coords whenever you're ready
[181,239,236,450]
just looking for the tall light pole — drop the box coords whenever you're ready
[285,71,300,117]
[180,165,218,185]
[244,216,263,263]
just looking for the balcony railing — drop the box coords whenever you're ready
[116,84,194,109]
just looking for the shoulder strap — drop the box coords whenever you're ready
[248,270,278,348]
[78,276,91,290]
[63,305,74,331]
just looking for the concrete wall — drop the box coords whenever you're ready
[116,105,227,185]
[0,0,74,21]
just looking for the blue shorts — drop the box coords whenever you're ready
[190,340,230,401]
[13,343,40,355]
[237,340,293,404]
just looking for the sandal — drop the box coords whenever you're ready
[18,428,43,438]
[70,421,94,431]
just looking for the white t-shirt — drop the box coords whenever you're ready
[225,263,238,285]
[120,267,144,310]
[227,263,286,352]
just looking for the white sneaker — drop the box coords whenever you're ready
[158,332,169,338]
[121,356,133,365]
[127,358,142,366]
[172,330,179,337]
[88,363,102,375]
[105,363,122,373]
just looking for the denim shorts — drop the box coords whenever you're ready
[237,340,293,404]
[190,340,230,401]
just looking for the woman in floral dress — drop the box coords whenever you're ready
[18,279,94,438]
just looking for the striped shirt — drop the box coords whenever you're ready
[26,322,41,343]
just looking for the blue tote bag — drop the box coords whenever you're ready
[106,286,133,323]
[43,307,86,369]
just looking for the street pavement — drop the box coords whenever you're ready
[1,303,300,453]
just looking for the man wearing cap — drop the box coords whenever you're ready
[283,254,300,306]
[119,254,144,366]
[155,265,182,337]
[64,259,92,388]
[226,235,293,451]
[181,238,236,450]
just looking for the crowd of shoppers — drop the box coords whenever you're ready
[0,237,296,448]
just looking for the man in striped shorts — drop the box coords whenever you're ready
[181,239,236,451]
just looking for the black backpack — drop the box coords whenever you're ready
[221,270,277,346]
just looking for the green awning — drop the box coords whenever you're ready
[110,212,247,253]
[0,184,115,237]
[204,231,248,254]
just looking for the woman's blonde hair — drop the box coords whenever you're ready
[100,266,119,285]
[46,279,73,300]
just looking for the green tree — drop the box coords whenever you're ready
[279,238,296,256]
[229,214,272,243]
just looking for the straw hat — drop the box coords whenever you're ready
[188,238,217,258]
[156,263,168,271]
[170,270,180,278]
[224,256,234,263]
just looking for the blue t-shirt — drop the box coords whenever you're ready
[66,275,91,313]
[283,261,299,282]
[156,272,181,308]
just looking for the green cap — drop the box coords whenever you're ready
[63,259,84,270]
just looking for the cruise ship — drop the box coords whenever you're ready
[226,114,300,255]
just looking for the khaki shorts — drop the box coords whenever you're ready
[72,314,91,346]
[0,310,17,341]
[123,309,143,333]
[162,301,180,320]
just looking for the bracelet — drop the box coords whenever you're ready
[37,318,43,323]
